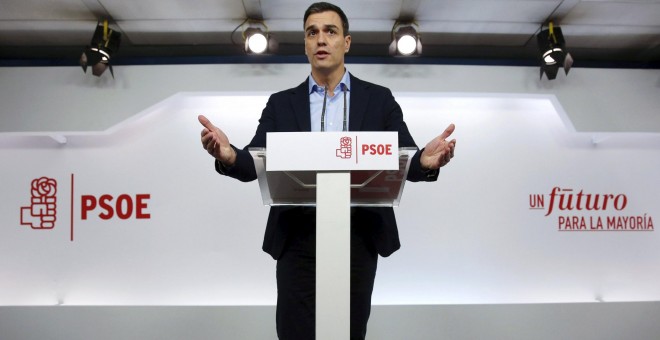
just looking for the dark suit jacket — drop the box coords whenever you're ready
[216,73,438,259]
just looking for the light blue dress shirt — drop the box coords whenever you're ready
[309,71,351,132]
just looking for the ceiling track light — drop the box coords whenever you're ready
[80,19,121,78]
[235,20,277,55]
[244,27,269,54]
[537,22,573,80]
[389,21,422,57]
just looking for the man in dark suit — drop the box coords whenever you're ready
[199,2,456,339]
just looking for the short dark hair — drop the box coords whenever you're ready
[304,2,350,36]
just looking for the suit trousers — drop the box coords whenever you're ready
[275,221,378,340]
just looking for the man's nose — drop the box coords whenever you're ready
[317,32,327,45]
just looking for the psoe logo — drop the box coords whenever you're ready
[20,177,57,230]
[336,136,352,159]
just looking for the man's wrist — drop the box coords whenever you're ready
[224,147,237,167]
[422,167,439,178]
[216,147,237,174]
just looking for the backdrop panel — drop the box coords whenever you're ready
[0,93,658,306]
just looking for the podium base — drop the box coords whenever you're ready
[316,171,350,339]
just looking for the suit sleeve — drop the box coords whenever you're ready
[382,88,438,183]
[214,94,279,182]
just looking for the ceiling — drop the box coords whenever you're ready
[0,0,659,66]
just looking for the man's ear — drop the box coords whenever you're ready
[344,35,351,52]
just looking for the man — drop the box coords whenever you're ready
[199,2,456,339]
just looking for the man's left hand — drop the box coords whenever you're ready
[420,123,456,170]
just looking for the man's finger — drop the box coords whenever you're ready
[198,114,216,131]
[439,123,455,140]
[206,138,217,154]
[201,131,214,145]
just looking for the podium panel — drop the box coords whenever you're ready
[249,147,416,207]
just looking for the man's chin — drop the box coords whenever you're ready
[311,62,340,73]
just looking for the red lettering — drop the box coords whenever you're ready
[614,194,627,210]
[136,194,151,219]
[361,144,394,155]
[116,194,133,219]
[80,193,151,220]
[99,194,114,220]
[81,195,96,220]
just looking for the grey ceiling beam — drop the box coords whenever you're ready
[399,0,422,22]
[545,0,581,24]
[243,0,263,20]
[79,0,113,21]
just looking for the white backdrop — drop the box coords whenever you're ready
[1,91,659,306]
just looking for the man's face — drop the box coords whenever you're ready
[304,11,351,75]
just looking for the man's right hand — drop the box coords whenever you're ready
[198,115,236,167]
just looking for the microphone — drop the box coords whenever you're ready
[342,83,347,131]
[320,85,328,131]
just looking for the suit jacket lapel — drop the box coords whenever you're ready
[349,74,368,131]
[291,79,311,132]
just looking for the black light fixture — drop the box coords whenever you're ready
[389,21,422,57]
[80,20,121,78]
[537,22,573,80]
[242,21,277,55]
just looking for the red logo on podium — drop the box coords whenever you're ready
[336,136,352,159]
[20,177,57,229]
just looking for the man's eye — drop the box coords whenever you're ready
[307,31,316,37]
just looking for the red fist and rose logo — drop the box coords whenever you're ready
[20,177,58,229]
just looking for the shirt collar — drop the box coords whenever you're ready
[308,70,351,94]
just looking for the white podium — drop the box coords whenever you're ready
[250,132,415,339]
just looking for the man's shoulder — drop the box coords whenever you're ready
[350,74,392,95]
[269,79,308,100]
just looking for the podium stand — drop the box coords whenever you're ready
[250,132,415,339]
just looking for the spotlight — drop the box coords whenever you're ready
[244,27,269,54]
[80,20,121,78]
[389,22,422,57]
[238,20,277,55]
[537,22,573,80]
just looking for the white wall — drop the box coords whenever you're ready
[1,63,659,338]
[1,64,659,134]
